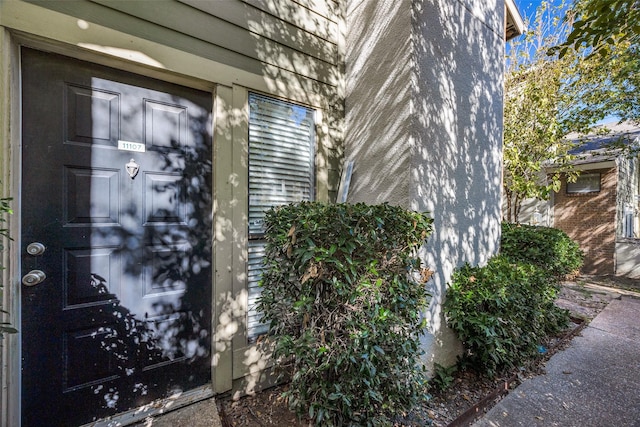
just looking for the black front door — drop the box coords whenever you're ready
[21,48,213,427]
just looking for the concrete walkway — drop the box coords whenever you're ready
[473,295,640,427]
[132,397,223,427]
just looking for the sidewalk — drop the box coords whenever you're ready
[132,397,223,427]
[473,295,640,427]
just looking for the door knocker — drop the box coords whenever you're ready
[126,158,140,179]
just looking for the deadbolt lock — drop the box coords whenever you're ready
[26,242,46,256]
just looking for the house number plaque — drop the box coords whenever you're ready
[118,140,146,152]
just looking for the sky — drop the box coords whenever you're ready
[514,0,545,22]
[514,0,575,25]
[507,0,570,56]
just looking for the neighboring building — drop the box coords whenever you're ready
[510,122,640,277]
[557,123,640,276]
[0,1,523,426]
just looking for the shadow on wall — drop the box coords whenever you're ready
[210,2,346,395]
[345,0,414,206]
[413,1,504,365]
[343,1,504,366]
[412,0,504,298]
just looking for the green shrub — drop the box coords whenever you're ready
[429,363,458,392]
[444,256,569,377]
[0,191,17,334]
[257,202,433,426]
[501,222,584,278]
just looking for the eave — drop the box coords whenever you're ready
[505,0,525,41]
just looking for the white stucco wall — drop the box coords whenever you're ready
[344,0,413,206]
[616,240,640,278]
[345,0,505,368]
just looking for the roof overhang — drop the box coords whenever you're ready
[505,0,525,41]
[546,160,616,173]
[545,122,640,171]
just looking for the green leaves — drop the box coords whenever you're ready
[556,0,639,59]
[0,189,15,335]
[501,222,584,277]
[257,202,433,426]
[429,363,458,392]
[504,30,579,221]
[444,224,581,377]
[445,257,566,377]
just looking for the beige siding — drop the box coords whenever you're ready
[181,0,338,62]
[26,0,340,87]
[0,28,20,427]
[243,0,340,41]
[616,240,640,278]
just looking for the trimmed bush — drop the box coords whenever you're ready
[444,256,569,377]
[257,202,433,426]
[501,222,583,278]
[0,191,17,335]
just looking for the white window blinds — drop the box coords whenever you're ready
[247,93,315,339]
[566,173,601,194]
[248,93,315,236]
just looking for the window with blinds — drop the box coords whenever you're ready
[566,173,601,194]
[247,93,315,340]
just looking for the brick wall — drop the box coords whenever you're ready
[554,167,617,275]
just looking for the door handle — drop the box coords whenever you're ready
[22,270,46,286]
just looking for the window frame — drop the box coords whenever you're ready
[567,173,601,195]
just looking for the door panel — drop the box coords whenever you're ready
[21,48,213,427]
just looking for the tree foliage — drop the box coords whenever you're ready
[555,0,639,59]
[552,0,640,123]
[504,2,579,222]
[504,0,640,222]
